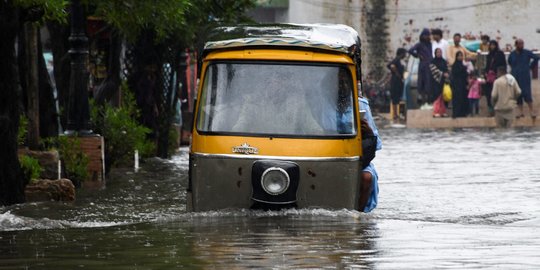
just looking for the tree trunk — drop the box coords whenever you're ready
[38,31,59,137]
[24,22,40,149]
[94,31,122,106]
[0,1,25,205]
[18,21,28,112]
[128,31,160,144]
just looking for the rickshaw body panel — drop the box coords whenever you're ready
[188,24,364,211]
[203,49,353,64]
[190,153,361,211]
[191,134,361,157]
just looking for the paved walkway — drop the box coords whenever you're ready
[406,80,540,128]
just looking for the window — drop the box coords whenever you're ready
[197,62,356,137]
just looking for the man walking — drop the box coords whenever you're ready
[508,38,539,118]
[492,67,521,128]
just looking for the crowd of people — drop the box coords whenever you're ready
[388,28,539,127]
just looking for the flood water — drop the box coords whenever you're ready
[1,129,540,269]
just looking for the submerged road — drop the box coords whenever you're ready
[1,129,539,269]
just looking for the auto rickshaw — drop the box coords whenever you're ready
[188,23,369,211]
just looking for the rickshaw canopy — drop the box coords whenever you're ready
[203,23,361,55]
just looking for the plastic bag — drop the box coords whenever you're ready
[443,83,452,102]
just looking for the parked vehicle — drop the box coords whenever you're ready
[188,24,368,211]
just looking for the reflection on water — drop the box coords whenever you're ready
[1,129,540,269]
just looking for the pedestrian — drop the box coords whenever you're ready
[508,38,539,119]
[492,66,521,128]
[358,96,381,213]
[479,35,490,52]
[484,40,507,116]
[475,35,490,77]
[468,72,484,116]
[431,28,448,60]
[447,33,477,67]
[408,28,433,107]
[430,48,449,117]
[387,48,407,121]
[451,51,469,118]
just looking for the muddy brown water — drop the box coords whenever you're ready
[1,129,539,269]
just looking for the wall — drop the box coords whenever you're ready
[256,0,540,79]
[270,0,390,80]
[387,0,540,52]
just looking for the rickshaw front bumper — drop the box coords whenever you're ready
[188,153,362,211]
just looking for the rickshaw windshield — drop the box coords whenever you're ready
[196,61,356,137]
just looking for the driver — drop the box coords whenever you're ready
[358,94,381,212]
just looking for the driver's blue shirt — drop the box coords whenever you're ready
[337,106,353,134]
[359,97,381,213]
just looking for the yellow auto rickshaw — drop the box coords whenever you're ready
[188,23,369,211]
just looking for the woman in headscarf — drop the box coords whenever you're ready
[484,40,507,116]
[430,48,449,117]
[408,28,433,106]
[451,51,469,118]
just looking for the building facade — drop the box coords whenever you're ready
[250,0,540,80]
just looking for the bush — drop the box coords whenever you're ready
[90,82,154,171]
[40,136,90,187]
[57,136,89,187]
[18,115,28,146]
[168,125,179,154]
[19,155,42,184]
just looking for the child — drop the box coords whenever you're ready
[468,72,484,116]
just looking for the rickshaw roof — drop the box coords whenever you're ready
[204,23,360,54]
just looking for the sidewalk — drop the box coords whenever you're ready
[405,80,540,128]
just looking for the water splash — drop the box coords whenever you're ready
[0,211,129,232]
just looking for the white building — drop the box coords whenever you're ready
[250,0,540,79]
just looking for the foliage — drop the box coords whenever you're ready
[15,0,68,24]
[168,125,179,155]
[40,136,89,186]
[90,82,154,169]
[89,0,190,42]
[183,0,255,43]
[87,0,255,44]
[18,115,28,146]
[19,155,42,183]
[56,136,89,187]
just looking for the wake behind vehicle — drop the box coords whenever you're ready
[188,23,368,211]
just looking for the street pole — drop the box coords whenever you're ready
[65,0,92,135]
[62,0,105,189]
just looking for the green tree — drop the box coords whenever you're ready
[48,0,254,159]
[89,0,255,158]
[90,83,154,173]
[1,0,254,205]
[0,0,66,206]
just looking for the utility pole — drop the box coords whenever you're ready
[64,0,105,189]
[65,0,92,135]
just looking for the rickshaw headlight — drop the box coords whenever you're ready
[261,167,290,195]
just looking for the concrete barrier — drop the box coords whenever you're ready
[405,80,540,128]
